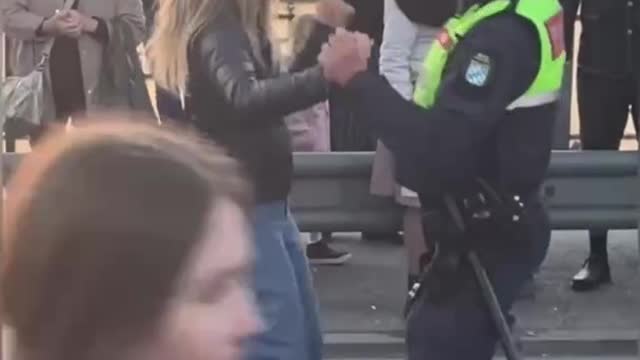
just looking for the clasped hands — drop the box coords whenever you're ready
[318,28,373,87]
[42,9,98,38]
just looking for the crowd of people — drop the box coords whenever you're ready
[0,0,637,359]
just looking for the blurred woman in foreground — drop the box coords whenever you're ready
[2,121,260,360]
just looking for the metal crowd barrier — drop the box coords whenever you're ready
[289,151,640,233]
[3,151,639,233]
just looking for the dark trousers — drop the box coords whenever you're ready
[577,69,639,253]
[329,47,380,152]
[156,86,184,122]
[407,203,550,359]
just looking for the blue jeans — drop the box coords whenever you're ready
[246,201,323,360]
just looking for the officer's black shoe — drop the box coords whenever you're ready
[571,256,612,292]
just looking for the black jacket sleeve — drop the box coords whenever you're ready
[195,24,328,122]
[343,14,541,193]
[561,0,580,61]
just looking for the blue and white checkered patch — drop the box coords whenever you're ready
[465,53,491,87]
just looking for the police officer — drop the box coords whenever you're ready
[319,0,565,358]
[563,0,640,292]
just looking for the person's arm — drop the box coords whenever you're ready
[289,0,356,72]
[344,14,541,190]
[288,20,334,73]
[84,16,109,43]
[1,0,47,40]
[112,0,146,44]
[379,0,419,100]
[561,0,580,61]
[198,26,328,122]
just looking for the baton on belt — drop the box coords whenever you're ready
[444,194,523,360]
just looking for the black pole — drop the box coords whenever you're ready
[444,195,523,360]
[467,251,523,360]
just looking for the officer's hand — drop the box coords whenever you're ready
[319,29,372,87]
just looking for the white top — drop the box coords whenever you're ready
[378,0,441,199]
[379,0,440,101]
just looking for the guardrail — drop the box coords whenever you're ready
[3,151,639,232]
[289,151,640,232]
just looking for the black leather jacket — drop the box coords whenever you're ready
[186,3,330,203]
[563,0,640,77]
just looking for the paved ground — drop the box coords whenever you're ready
[313,230,640,358]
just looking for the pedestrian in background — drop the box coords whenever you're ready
[328,0,400,243]
[372,0,454,291]
[2,120,260,360]
[285,14,352,266]
[329,0,383,153]
[1,0,146,141]
[563,0,640,292]
[147,0,353,358]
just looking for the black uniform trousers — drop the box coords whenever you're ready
[577,69,639,251]
[407,201,551,360]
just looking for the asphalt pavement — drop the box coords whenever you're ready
[312,230,640,359]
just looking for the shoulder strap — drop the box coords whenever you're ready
[36,0,77,70]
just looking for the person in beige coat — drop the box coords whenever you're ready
[1,0,145,140]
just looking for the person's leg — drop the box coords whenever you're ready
[573,70,628,291]
[407,203,550,360]
[155,86,184,122]
[306,232,352,266]
[246,202,308,360]
[283,213,323,360]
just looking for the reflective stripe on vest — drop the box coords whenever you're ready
[507,91,560,110]
[412,0,565,111]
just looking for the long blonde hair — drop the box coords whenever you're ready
[147,0,273,95]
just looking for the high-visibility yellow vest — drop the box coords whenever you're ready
[413,0,566,110]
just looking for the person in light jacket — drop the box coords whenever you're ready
[1,0,145,140]
[371,0,454,290]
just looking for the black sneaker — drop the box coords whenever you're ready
[306,241,352,266]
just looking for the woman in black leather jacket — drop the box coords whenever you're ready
[147,0,353,359]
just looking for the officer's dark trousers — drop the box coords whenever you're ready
[406,202,551,360]
[577,69,639,253]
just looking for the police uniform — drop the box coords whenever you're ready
[563,0,640,292]
[342,0,565,358]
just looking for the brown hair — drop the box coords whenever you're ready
[2,120,251,360]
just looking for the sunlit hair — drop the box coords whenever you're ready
[147,0,273,95]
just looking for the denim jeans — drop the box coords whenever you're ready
[246,201,323,360]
